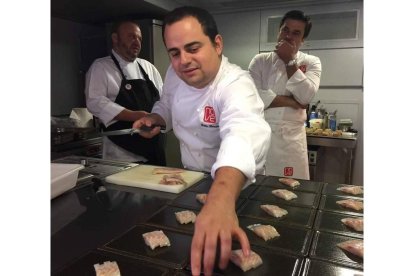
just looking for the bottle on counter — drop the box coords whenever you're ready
[328,111,337,131]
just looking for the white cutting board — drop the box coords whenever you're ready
[105,165,205,193]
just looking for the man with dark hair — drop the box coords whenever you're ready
[133,6,271,275]
[249,10,322,180]
[85,20,166,165]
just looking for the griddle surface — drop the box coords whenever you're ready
[309,231,363,269]
[260,176,324,194]
[251,185,320,208]
[237,199,317,228]
[101,224,192,269]
[302,259,363,276]
[322,183,363,198]
[319,195,364,215]
[53,250,170,276]
[314,210,363,237]
[238,216,313,256]
[146,205,198,234]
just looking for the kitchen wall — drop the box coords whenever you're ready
[51,17,107,116]
[212,1,364,185]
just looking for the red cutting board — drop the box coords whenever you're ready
[105,165,205,193]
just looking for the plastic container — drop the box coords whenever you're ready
[51,163,84,199]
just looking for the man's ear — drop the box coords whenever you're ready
[111,33,118,45]
[214,34,224,55]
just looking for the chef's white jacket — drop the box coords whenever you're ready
[85,50,163,162]
[152,56,271,182]
[249,51,321,179]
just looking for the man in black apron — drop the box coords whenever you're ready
[85,20,165,165]
[101,54,166,165]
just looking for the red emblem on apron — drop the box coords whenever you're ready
[299,65,307,73]
[284,167,294,176]
[203,106,216,123]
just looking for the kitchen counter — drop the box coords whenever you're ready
[306,134,358,184]
[51,160,363,275]
[51,131,103,160]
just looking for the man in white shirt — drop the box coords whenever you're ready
[132,7,271,275]
[85,20,166,165]
[249,10,322,180]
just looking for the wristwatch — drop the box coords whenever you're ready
[286,59,297,67]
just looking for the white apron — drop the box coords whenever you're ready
[265,120,310,180]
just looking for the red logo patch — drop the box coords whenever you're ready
[299,65,307,73]
[284,167,293,176]
[203,106,216,123]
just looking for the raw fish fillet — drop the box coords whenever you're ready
[159,174,187,185]
[175,210,196,224]
[337,239,364,258]
[196,193,207,204]
[341,217,363,232]
[272,189,298,201]
[230,249,263,272]
[142,230,171,250]
[93,261,121,276]
[336,199,363,211]
[247,224,280,241]
[152,167,185,174]
[337,185,363,195]
[260,204,288,218]
[279,178,300,188]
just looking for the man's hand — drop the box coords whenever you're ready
[268,95,307,109]
[132,113,165,138]
[114,109,148,122]
[190,167,250,276]
[275,39,297,64]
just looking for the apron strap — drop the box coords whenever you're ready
[110,54,127,80]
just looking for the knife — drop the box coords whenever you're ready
[100,125,165,136]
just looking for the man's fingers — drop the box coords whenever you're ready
[191,230,205,276]
[234,227,250,257]
[218,231,232,270]
[203,233,218,276]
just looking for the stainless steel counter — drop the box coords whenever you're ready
[307,135,358,184]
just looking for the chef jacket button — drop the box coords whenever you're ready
[197,108,200,112]
[198,153,201,157]
[194,132,198,136]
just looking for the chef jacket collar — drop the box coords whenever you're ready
[272,51,299,67]
[111,49,137,67]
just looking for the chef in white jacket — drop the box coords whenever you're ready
[249,10,322,180]
[85,21,165,165]
[132,7,271,276]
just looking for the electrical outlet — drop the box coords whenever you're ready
[308,150,317,165]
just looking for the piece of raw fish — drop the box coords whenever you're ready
[272,189,298,200]
[152,167,185,174]
[336,199,363,211]
[247,224,280,241]
[142,230,171,250]
[196,193,207,204]
[93,261,121,276]
[260,204,288,218]
[337,185,363,195]
[279,178,300,188]
[230,249,263,272]
[341,217,363,232]
[159,174,187,185]
[337,239,364,258]
[175,210,197,224]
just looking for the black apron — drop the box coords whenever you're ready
[101,54,166,166]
